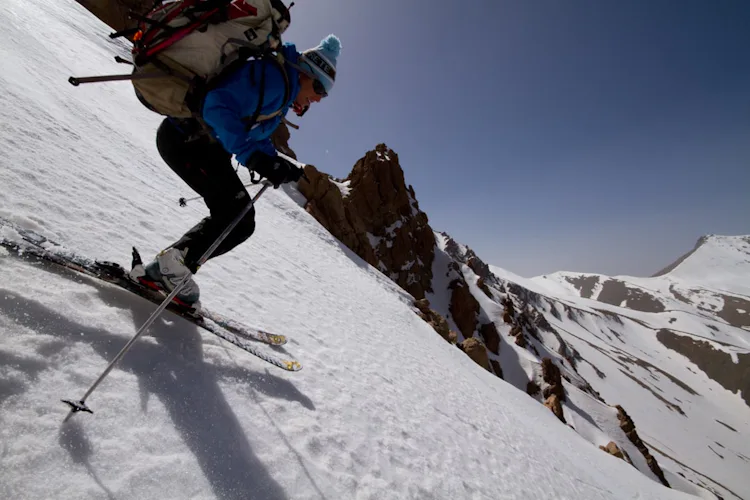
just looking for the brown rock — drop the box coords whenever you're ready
[527,381,541,396]
[501,297,515,316]
[514,334,527,348]
[479,322,500,354]
[299,165,378,267]
[490,360,504,379]
[543,384,565,400]
[544,394,566,423]
[517,311,531,327]
[615,405,636,433]
[615,406,670,487]
[414,298,431,314]
[449,277,479,338]
[599,442,631,463]
[502,310,514,324]
[448,331,458,344]
[476,277,493,298]
[413,299,453,342]
[298,145,436,299]
[419,309,452,343]
[542,358,562,386]
[509,325,522,337]
[467,255,491,279]
[460,338,490,371]
[541,358,566,402]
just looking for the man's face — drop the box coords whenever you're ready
[294,74,324,112]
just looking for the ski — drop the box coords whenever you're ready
[0,220,300,371]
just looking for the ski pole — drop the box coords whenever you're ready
[62,182,272,422]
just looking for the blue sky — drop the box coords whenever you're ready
[283,0,749,277]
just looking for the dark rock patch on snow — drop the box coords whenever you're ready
[657,329,750,407]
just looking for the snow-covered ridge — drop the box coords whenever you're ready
[534,234,750,333]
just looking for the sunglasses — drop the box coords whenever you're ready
[312,78,328,98]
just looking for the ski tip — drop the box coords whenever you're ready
[131,247,143,266]
[283,360,302,371]
[265,333,287,346]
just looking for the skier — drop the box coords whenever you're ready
[141,35,342,309]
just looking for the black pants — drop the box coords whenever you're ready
[156,117,255,273]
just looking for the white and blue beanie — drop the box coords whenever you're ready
[300,35,341,94]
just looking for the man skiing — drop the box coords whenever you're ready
[141,34,342,309]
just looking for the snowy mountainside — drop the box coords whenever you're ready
[0,0,697,499]
[534,235,750,331]
[418,230,749,499]
[655,234,750,293]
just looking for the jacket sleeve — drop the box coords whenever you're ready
[201,62,283,167]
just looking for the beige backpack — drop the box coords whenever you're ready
[117,0,292,118]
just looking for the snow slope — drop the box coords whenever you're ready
[0,1,692,499]
[658,235,750,297]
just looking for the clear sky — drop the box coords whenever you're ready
[282,0,749,277]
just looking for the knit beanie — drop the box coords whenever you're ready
[300,35,341,94]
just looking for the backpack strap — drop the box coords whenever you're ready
[240,53,290,132]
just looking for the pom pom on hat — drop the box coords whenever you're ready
[301,34,342,94]
[318,34,341,59]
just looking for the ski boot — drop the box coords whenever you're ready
[132,247,201,311]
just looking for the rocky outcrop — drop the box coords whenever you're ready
[299,144,435,299]
[479,322,500,354]
[458,338,490,371]
[299,164,378,265]
[466,252,492,280]
[490,360,504,379]
[449,274,480,339]
[544,394,566,423]
[615,405,669,487]
[414,299,455,343]
[502,297,515,323]
[527,381,541,396]
[476,277,493,298]
[541,358,565,401]
[599,442,631,464]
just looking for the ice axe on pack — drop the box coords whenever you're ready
[68,57,185,86]
[68,71,172,86]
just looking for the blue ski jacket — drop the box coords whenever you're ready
[201,43,301,167]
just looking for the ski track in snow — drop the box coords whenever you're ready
[0,1,700,499]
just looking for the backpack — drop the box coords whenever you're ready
[113,0,292,118]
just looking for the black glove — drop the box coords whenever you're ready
[248,152,303,188]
